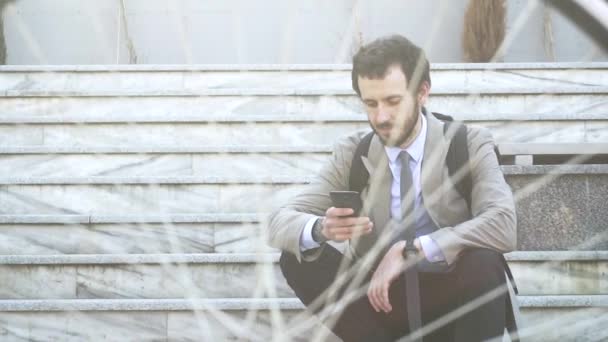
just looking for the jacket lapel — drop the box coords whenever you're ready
[421,113,449,224]
[357,134,393,253]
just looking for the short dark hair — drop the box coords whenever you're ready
[351,35,431,96]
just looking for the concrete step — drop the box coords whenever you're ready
[0,148,605,180]
[0,252,606,299]
[2,94,606,123]
[0,214,265,254]
[0,298,334,342]
[0,145,335,153]
[0,254,293,300]
[0,222,270,255]
[1,296,607,341]
[0,164,608,185]
[0,183,304,215]
[0,161,608,254]
[0,152,330,179]
[0,63,606,95]
[4,143,608,155]
[2,121,607,148]
[506,252,608,296]
[1,202,607,255]
[1,122,372,147]
[0,213,258,223]
[0,165,606,252]
[0,217,606,256]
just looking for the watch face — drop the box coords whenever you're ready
[313,221,326,243]
[403,247,418,259]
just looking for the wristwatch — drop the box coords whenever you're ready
[311,218,328,244]
[402,239,419,259]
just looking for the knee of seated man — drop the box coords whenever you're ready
[454,248,506,291]
[279,252,297,279]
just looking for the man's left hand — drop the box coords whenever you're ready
[367,239,423,313]
[367,241,405,313]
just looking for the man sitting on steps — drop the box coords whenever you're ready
[267,34,518,342]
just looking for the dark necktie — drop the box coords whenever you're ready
[400,151,415,227]
[400,151,422,341]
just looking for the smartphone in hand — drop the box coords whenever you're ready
[329,191,362,217]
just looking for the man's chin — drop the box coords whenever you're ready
[371,125,410,147]
[377,133,407,147]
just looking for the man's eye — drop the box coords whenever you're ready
[388,99,401,105]
[365,102,377,108]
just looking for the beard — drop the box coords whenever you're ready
[371,101,420,148]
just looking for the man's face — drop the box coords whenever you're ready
[357,64,425,147]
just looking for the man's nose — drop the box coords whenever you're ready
[376,104,391,122]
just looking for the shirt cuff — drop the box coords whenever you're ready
[300,216,321,251]
[419,235,446,263]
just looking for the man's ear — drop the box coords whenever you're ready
[417,81,431,106]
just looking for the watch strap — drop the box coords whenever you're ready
[311,218,328,244]
[402,239,419,259]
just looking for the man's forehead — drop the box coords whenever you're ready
[357,64,407,82]
[358,66,409,99]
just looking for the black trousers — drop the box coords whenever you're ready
[280,245,507,342]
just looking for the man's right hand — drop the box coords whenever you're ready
[320,207,374,242]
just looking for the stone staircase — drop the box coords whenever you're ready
[0,63,607,341]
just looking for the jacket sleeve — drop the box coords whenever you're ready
[429,126,517,265]
[266,132,363,262]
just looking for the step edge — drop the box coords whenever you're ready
[0,165,607,184]
[0,251,607,265]
[0,214,261,224]
[0,62,607,72]
[0,295,607,311]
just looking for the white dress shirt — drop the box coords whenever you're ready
[300,113,445,263]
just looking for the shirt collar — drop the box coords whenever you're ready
[384,112,427,165]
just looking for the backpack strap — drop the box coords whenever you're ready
[438,113,518,296]
[430,111,455,122]
[348,131,374,194]
[421,107,474,213]
[444,120,473,213]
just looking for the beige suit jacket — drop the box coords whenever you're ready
[267,113,516,266]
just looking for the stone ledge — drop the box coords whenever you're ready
[0,62,606,72]
[3,213,608,232]
[0,253,281,265]
[518,295,608,308]
[0,251,606,265]
[0,145,334,154]
[0,298,304,312]
[502,164,608,175]
[499,143,608,156]
[0,213,260,224]
[1,113,605,124]
[0,114,366,124]
[5,87,608,97]
[505,251,608,261]
[0,214,92,224]
[0,165,606,185]
[1,295,606,312]
[0,176,314,185]
[2,146,608,159]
